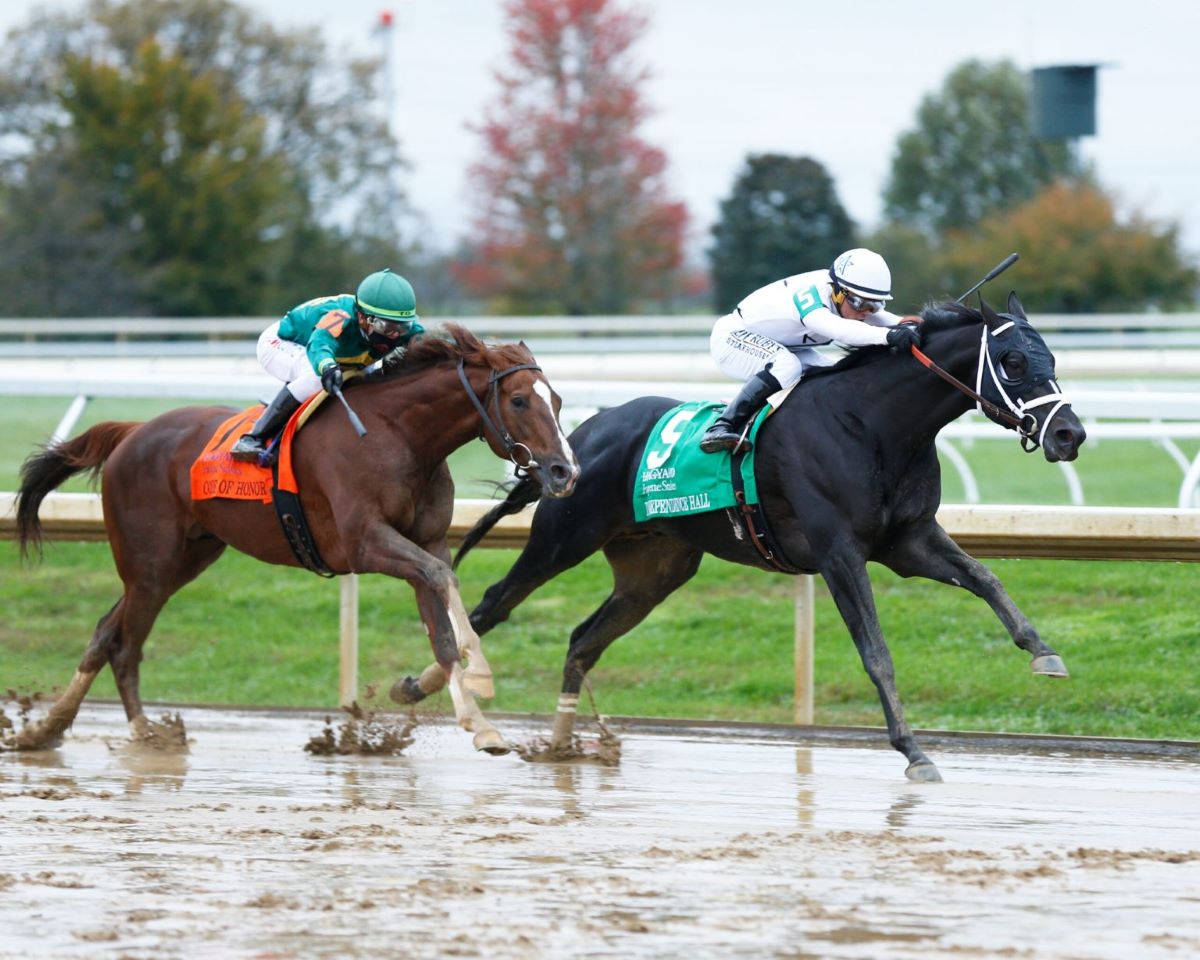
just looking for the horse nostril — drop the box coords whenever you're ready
[1054,427,1080,449]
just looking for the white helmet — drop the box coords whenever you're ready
[830,248,893,301]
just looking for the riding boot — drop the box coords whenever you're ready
[699,368,782,454]
[229,387,302,462]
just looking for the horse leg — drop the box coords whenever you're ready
[821,542,942,783]
[877,522,1067,676]
[550,537,702,750]
[395,497,619,706]
[7,536,210,750]
[6,601,118,749]
[108,537,229,741]
[356,528,509,755]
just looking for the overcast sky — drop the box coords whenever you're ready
[4,0,1200,260]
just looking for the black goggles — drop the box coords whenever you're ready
[843,292,884,314]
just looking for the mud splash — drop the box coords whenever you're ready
[0,689,43,749]
[304,702,416,756]
[517,714,622,766]
[127,712,189,752]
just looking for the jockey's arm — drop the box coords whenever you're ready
[306,322,343,377]
[802,306,891,348]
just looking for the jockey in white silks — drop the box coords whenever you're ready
[700,248,923,453]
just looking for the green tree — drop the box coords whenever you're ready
[708,154,855,311]
[59,39,284,314]
[463,0,688,315]
[937,183,1198,312]
[0,0,414,316]
[883,60,1076,236]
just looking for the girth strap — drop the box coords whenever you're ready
[728,447,802,575]
[271,461,336,578]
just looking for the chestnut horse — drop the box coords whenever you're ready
[10,324,578,755]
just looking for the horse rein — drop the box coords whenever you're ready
[456,357,544,469]
[908,322,1070,453]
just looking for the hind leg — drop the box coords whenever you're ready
[8,536,226,750]
[109,537,227,737]
[393,495,622,705]
[550,537,702,750]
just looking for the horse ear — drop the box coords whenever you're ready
[1007,291,1027,320]
[978,295,1004,331]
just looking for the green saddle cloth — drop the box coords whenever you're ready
[632,400,771,523]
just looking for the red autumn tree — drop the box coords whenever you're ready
[461,0,688,314]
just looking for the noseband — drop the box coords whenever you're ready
[910,322,1070,453]
[457,357,544,469]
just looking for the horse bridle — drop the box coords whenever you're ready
[909,321,1071,453]
[456,357,544,469]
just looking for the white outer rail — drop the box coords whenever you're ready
[4,494,1199,721]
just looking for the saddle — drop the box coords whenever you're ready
[189,396,336,576]
[631,400,800,574]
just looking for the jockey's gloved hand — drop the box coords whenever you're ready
[321,365,344,394]
[886,324,922,353]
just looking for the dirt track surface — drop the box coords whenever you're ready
[2,704,1199,960]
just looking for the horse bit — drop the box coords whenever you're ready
[910,320,1071,453]
[456,357,545,471]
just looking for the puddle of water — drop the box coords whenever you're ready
[1,703,1198,959]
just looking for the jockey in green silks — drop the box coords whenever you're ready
[230,269,425,462]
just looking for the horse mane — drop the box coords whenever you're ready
[802,300,984,382]
[374,322,535,381]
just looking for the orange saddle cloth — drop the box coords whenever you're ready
[189,399,315,502]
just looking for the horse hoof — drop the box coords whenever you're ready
[6,725,63,752]
[1031,655,1069,678]
[905,760,943,783]
[463,670,495,700]
[473,729,511,756]
[389,677,427,705]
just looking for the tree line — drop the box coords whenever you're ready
[0,0,1193,317]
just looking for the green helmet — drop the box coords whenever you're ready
[356,269,419,321]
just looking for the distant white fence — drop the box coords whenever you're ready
[3,368,1199,508]
[4,313,1200,356]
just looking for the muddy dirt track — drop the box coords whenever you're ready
[2,704,1199,960]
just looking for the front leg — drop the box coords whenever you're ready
[877,520,1067,677]
[352,524,508,755]
[821,541,942,782]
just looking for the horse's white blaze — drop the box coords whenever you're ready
[533,379,578,468]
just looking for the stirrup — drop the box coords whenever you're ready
[229,436,263,462]
[699,422,753,455]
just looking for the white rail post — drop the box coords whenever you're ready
[338,574,359,707]
[793,574,815,725]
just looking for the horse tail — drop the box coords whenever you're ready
[453,473,542,571]
[16,421,142,561]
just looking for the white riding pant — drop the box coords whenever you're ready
[257,321,324,402]
[709,312,834,390]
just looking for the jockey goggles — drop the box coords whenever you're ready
[842,292,884,314]
[361,313,412,338]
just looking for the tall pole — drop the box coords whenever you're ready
[373,9,404,236]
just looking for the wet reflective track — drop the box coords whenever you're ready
[2,704,1199,959]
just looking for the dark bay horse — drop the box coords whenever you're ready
[9,324,579,755]
[419,295,1086,781]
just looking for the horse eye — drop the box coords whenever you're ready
[1000,352,1027,382]
[510,395,528,410]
